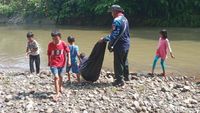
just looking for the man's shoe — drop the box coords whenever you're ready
[112,80,125,87]
[124,76,130,81]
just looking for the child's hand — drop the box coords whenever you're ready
[26,52,30,58]
[170,52,175,59]
[99,37,104,42]
[67,62,71,67]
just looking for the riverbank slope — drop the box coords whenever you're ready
[0,70,199,113]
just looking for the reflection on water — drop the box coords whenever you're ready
[0,25,200,76]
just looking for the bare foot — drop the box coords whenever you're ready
[52,93,61,102]
[60,87,63,94]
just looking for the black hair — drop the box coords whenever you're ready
[160,29,167,39]
[80,52,86,59]
[51,31,61,37]
[27,32,34,38]
[67,36,75,43]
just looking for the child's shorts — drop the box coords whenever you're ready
[66,62,79,74]
[50,67,64,77]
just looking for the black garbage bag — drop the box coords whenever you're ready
[80,41,107,82]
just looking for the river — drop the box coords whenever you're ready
[0,25,199,77]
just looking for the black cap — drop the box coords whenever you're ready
[27,32,34,38]
[51,31,61,37]
[108,5,124,12]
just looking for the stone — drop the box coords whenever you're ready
[132,93,139,100]
[161,86,170,92]
[5,95,13,100]
[95,109,101,113]
[40,93,48,99]
[25,102,33,111]
[6,102,13,106]
[184,98,198,104]
[83,110,88,113]
[46,107,54,113]
[132,101,141,112]
[173,84,184,89]
[181,86,191,92]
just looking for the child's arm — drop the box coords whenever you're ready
[67,52,71,66]
[26,47,31,56]
[47,44,51,66]
[65,43,71,66]
[167,39,175,59]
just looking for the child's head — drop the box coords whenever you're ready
[159,29,167,39]
[51,31,61,43]
[27,32,34,41]
[80,52,86,59]
[67,36,75,44]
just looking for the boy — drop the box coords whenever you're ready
[79,52,88,68]
[47,31,71,101]
[66,36,80,82]
[26,32,40,75]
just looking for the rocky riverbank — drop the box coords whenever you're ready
[0,70,200,113]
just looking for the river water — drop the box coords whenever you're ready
[0,25,199,77]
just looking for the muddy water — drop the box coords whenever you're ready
[0,25,199,76]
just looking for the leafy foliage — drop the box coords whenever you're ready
[0,0,199,26]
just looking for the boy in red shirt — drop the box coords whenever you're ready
[47,31,71,101]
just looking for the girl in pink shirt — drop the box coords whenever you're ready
[151,29,175,78]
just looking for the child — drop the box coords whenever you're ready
[47,31,71,101]
[79,52,88,68]
[26,32,40,75]
[66,36,81,82]
[151,29,175,78]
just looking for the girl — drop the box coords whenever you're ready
[151,29,175,78]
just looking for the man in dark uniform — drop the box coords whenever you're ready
[102,5,130,86]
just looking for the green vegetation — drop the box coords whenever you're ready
[0,0,200,27]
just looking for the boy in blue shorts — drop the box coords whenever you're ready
[66,36,81,82]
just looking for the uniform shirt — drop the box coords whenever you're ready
[156,37,172,60]
[47,41,70,67]
[27,40,40,55]
[104,14,130,52]
[68,45,79,64]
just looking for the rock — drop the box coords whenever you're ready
[187,104,195,108]
[184,98,198,104]
[141,106,147,112]
[83,110,88,113]
[25,102,34,111]
[5,95,13,102]
[102,96,109,100]
[29,90,35,94]
[173,84,184,89]
[6,102,13,106]
[131,76,139,80]
[40,93,48,99]
[161,86,170,92]
[95,109,101,113]
[132,101,141,112]
[181,86,191,92]
[173,93,179,98]
[132,93,139,100]
[46,107,54,113]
